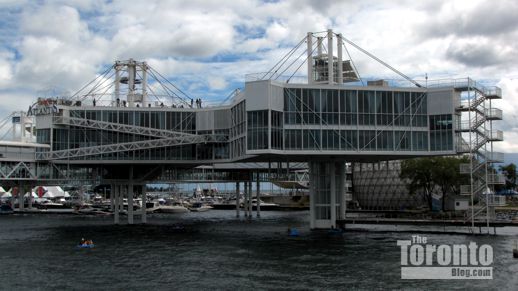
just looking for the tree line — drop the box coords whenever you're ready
[400,156,517,211]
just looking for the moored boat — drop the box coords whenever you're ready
[189,202,212,212]
[246,199,280,211]
[158,204,189,213]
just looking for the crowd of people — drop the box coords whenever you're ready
[108,97,202,109]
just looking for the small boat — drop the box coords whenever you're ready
[77,244,95,249]
[189,202,212,212]
[328,228,344,236]
[211,203,236,210]
[211,199,240,210]
[145,201,161,213]
[288,228,299,237]
[38,200,70,210]
[246,199,280,211]
[158,205,189,214]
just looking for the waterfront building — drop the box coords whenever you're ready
[0,30,504,228]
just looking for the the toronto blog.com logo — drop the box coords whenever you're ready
[397,235,493,279]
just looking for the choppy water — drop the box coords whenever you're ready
[1,211,517,290]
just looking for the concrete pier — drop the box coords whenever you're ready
[256,173,261,218]
[128,167,134,225]
[114,184,120,224]
[141,186,147,224]
[309,161,347,229]
[244,181,248,218]
[128,184,134,224]
[249,181,253,218]
[235,182,240,218]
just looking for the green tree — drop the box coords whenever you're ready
[400,158,435,210]
[499,163,517,190]
[400,156,469,211]
[432,156,470,211]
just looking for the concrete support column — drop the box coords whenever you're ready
[317,37,323,56]
[114,66,120,106]
[337,33,343,85]
[128,184,134,225]
[12,119,16,141]
[248,178,253,219]
[141,185,147,224]
[235,182,240,218]
[19,184,24,211]
[309,162,316,229]
[245,181,249,217]
[338,162,347,220]
[256,173,261,218]
[142,63,147,106]
[28,184,33,209]
[79,185,84,205]
[327,29,334,85]
[128,61,135,107]
[307,32,313,84]
[329,162,336,228]
[21,112,26,142]
[128,166,134,225]
[119,185,124,213]
[110,184,114,211]
[114,184,120,224]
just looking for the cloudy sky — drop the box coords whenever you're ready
[0,0,517,153]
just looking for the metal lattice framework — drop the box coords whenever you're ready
[54,116,195,139]
[36,134,228,160]
[453,78,505,227]
[0,161,37,180]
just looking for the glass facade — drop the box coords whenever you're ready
[271,111,283,150]
[429,114,453,151]
[247,110,268,150]
[37,84,455,162]
[37,107,240,161]
[230,101,246,159]
[282,87,431,152]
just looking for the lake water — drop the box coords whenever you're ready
[0,211,517,290]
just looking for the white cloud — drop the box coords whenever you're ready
[0,51,14,87]
[0,0,517,153]
[207,76,227,90]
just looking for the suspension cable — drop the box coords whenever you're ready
[262,35,307,80]
[341,40,364,86]
[340,35,422,88]
[70,65,113,100]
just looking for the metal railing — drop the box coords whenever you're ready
[489,130,504,141]
[483,86,502,98]
[485,108,503,120]
[486,152,504,163]
[488,174,506,185]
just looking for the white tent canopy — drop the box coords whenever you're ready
[1,192,12,198]
[38,186,70,198]
[0,186,6,193]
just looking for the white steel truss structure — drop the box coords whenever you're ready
[0,161,37,180]
[54,116,196,139]
[36,134,228,160]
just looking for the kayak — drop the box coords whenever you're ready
[77,244,95,249]
[288,229,299,237]
[327,229,344,235]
